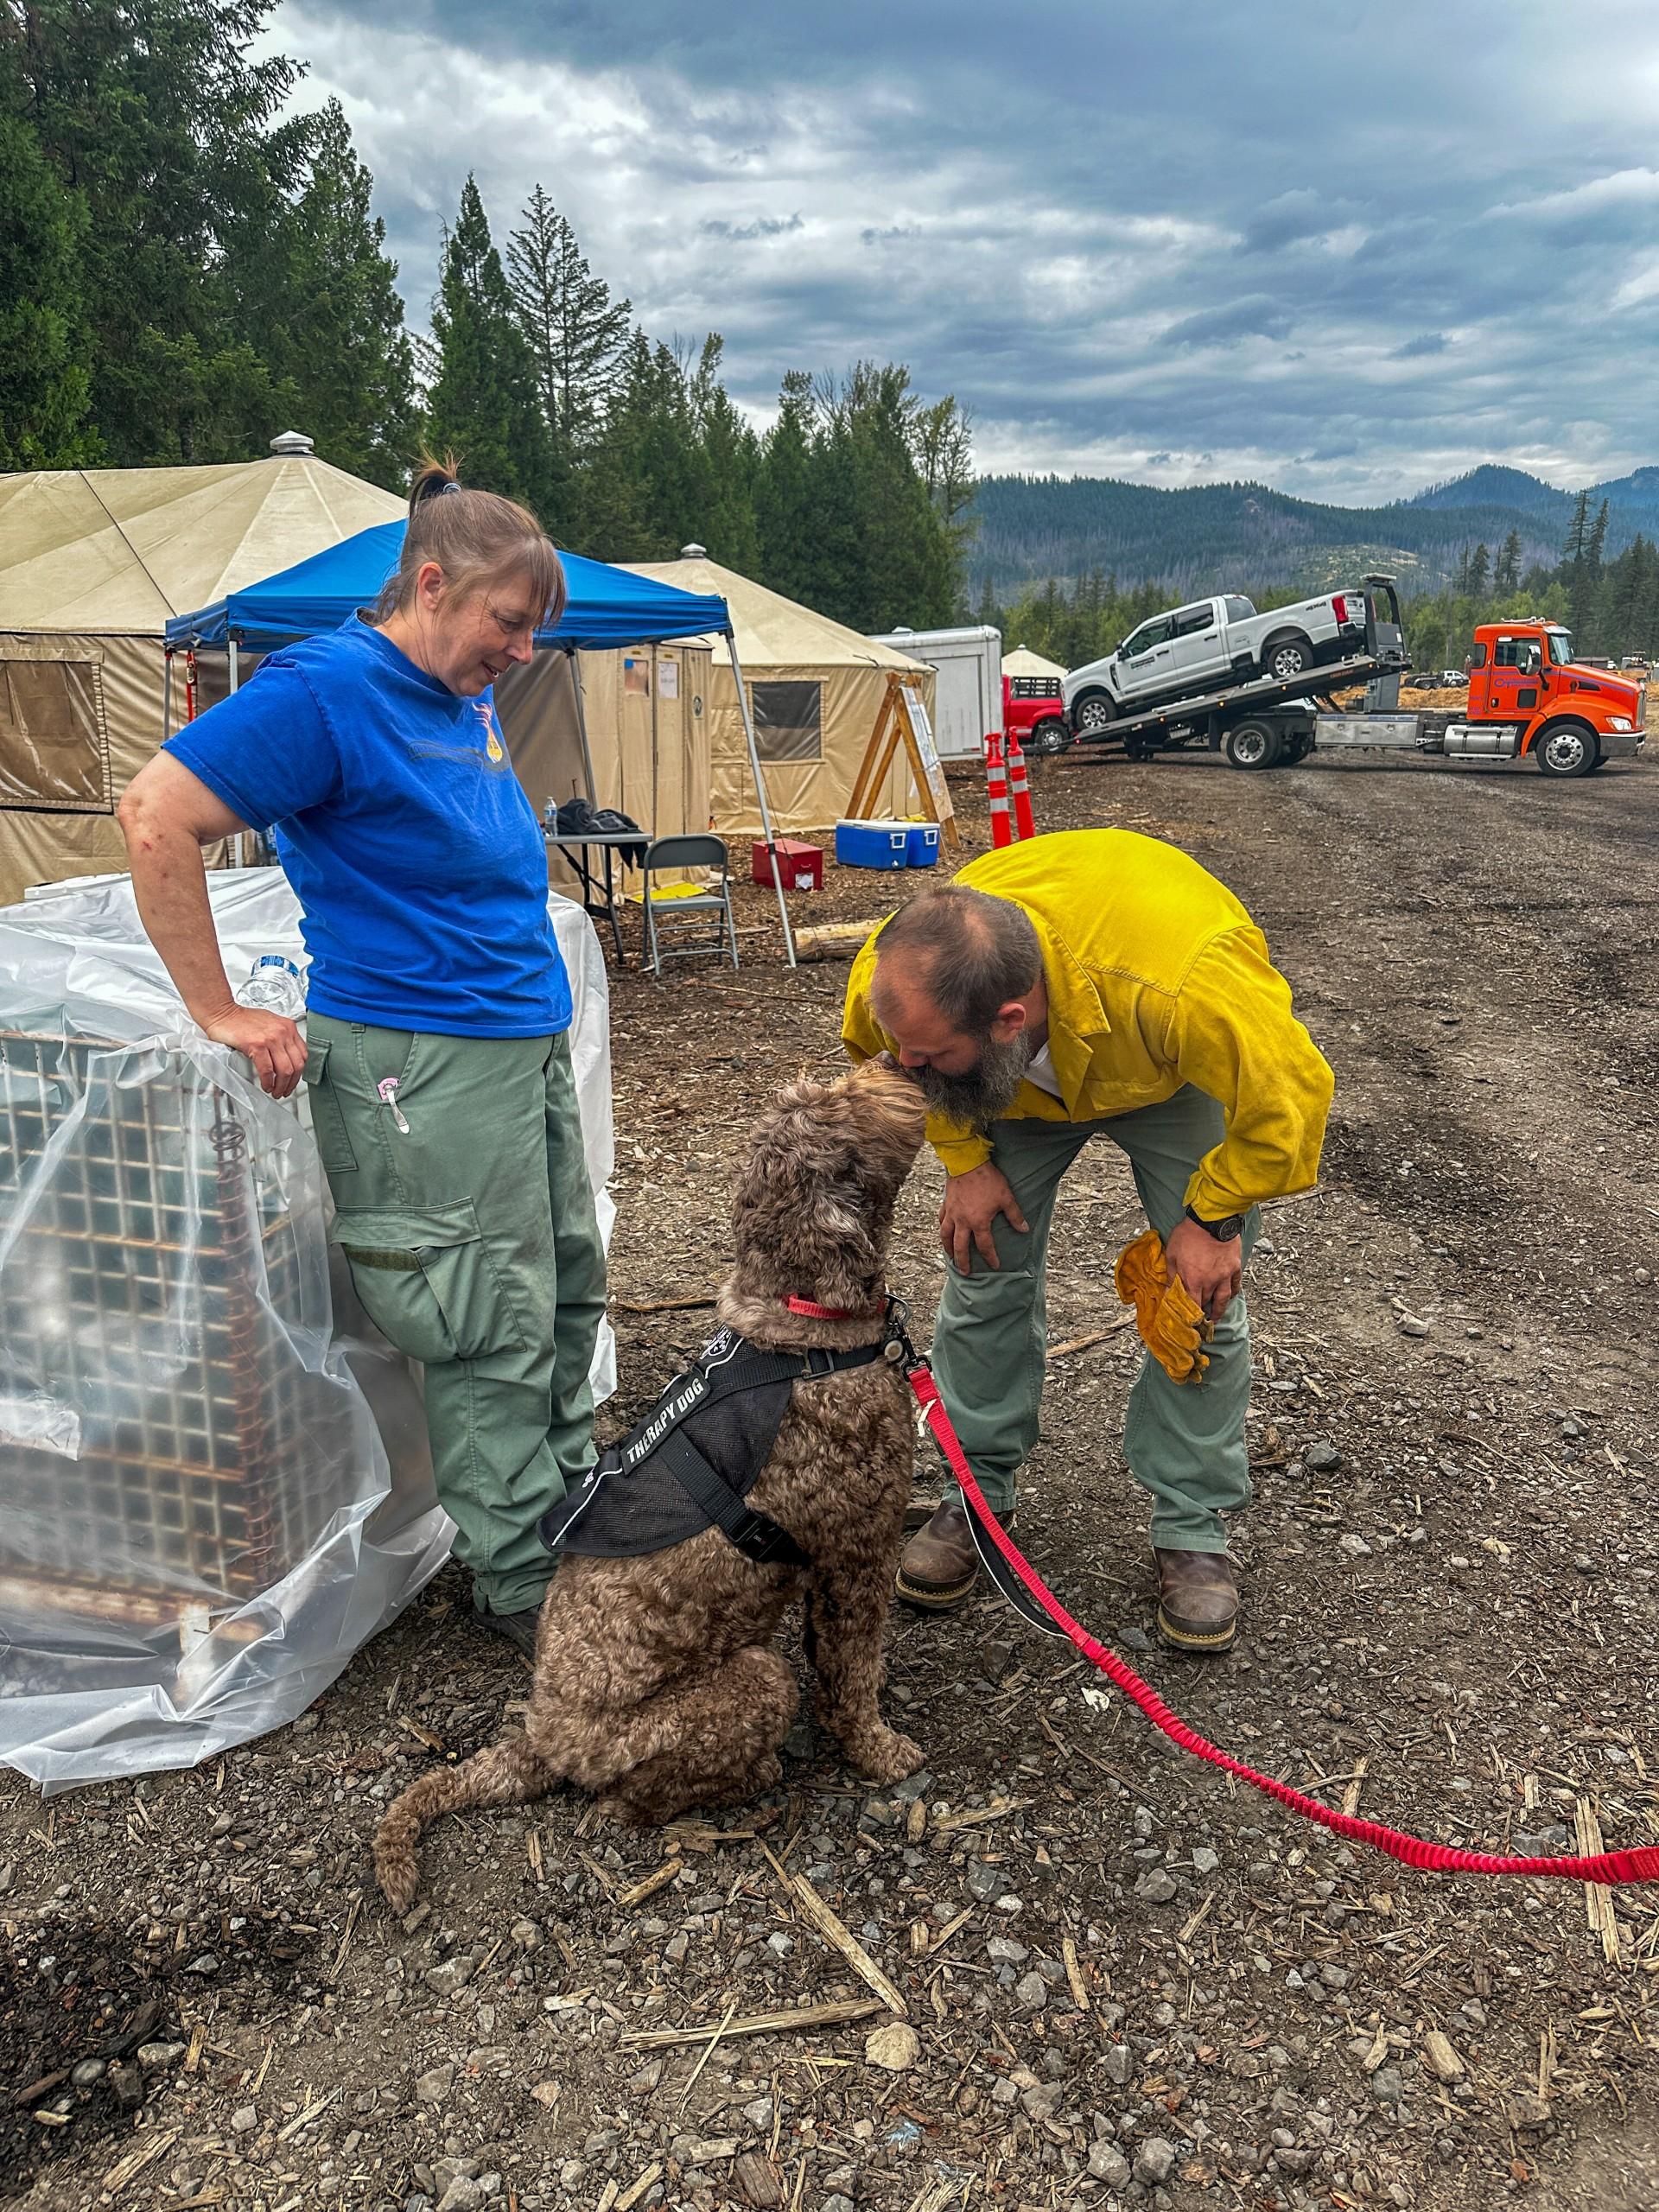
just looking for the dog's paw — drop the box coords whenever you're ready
[853,1728,925,1784]
[594,1791,657,1827]
[748,1752,785,1798]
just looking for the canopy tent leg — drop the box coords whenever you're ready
[567,647,598,804]
[162,652,173,746]
[726,632,795,969]
[226,639,246,867]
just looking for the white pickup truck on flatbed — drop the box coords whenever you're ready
[1063,588,1367,731]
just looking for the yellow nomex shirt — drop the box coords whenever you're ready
[842,829,1334,1220]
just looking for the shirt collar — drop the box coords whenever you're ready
[1026,925,1109,1111]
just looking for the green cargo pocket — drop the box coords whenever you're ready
[301,1039,359,1176]
[330,1196,526,1365]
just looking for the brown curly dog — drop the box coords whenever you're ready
[374,1058,929,1910]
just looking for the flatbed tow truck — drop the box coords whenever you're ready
[1047,575,1646,780]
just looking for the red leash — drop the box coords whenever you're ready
[906,1365,1657,1888]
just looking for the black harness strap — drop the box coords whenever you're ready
[653,1427,810,1568]
[541,1306,912,1569]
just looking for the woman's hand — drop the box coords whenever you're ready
[203,1007,307,1098]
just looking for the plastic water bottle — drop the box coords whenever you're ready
[233,954,306,1019]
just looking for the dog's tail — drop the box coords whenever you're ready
[373,1734,556,1913]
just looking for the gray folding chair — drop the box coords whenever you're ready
[639,834,739,977]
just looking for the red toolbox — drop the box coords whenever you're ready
[751,837,823,891]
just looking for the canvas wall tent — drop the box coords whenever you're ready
[162,519,729,893]
[1002,645,1067,680]
[624,555,937,836]
[0,440,404,906]
[493,645,714,897]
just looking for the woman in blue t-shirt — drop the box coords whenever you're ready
[118,461,606,1656]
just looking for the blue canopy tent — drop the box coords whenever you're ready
[162,519,796,960]
[163,519,730,655]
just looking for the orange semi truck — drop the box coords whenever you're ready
[1063,579,1646,780]
[1222,609,1646,778]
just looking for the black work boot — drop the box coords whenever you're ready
[895,1495,1014,1612]
[476,1603,543,1661]
[1154,1548,1238,1654]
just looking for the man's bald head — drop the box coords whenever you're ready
[869,887,1046,1132]
[872,886,1041,1033]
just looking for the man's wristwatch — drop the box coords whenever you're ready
[1184,1203,1245,1243]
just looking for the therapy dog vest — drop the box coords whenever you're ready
[539,1319,902,1567]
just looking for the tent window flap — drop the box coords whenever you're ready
[0,657,111,814]
[751,680,823,763]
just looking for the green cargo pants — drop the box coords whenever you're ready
[930,1084,1257,1553]
[304,1014,606,1618]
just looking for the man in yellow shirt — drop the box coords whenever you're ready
[842,829,1333,1653]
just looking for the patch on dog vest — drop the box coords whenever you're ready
[540,1324,891,1566]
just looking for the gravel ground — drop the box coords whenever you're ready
[4,734,1658,2212]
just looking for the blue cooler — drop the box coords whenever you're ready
[905,822,941,867]
[835,819,911,870]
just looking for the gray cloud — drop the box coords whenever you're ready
[1242,188,1353,252]
[699,213,804,240]
[270,0,1659,503]
[1161,295,1296,347]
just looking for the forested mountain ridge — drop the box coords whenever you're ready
[970,466,1659,597]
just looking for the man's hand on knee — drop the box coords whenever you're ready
[939,1162,1027,1274]
[1164,1216,1243,1324]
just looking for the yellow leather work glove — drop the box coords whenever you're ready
[1114,1229,1212,1385]
[1113,1226,1167,1338]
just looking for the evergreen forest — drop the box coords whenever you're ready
[4,3,1654,666]
[1,0,973,632]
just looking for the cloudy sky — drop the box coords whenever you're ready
[272,0,1659,505]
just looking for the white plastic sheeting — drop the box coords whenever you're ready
[0,869,613,1791]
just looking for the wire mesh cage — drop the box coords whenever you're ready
[0,1029,354,1641]
[0,868,614,1784]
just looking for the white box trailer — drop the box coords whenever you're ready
[869,624,1001,760]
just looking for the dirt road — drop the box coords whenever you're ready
[4,744,1656,2212]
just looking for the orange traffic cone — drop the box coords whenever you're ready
[1007,730,1037,841]
[984,733,1014,849]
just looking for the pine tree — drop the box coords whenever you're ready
[1561,490,1591,567]
[1467,542,1490,595]
[1608,535,1649,651]
[1494,529,1522,595]
[1587,499,1610,574]
[804,363,956,628]
[0,40,99,467]
[912,393,977,613]
[13,0,309,461]
[754,372,818,605]
[1568,497,1609,648]
[234,100,416,488]
[632,340,711,554]
[427,176,558,518]
[576,329,655,560]
[688,336,760,572]
[505,187,631,472]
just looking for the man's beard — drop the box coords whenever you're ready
[914,1031,1034,1134]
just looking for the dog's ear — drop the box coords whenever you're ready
[802,1173,878,1270]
